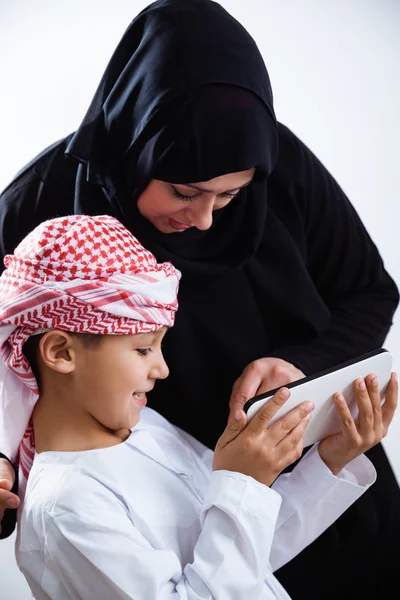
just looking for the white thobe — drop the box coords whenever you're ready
[17,407,376,599]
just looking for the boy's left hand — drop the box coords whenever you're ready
[318,372,398,475]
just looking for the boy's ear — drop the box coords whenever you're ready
[39,330,77,374]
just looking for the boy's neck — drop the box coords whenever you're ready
[32,389,130,453]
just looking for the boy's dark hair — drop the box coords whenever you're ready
[23,332,104,390]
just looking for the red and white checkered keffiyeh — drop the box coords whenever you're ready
[0,214,181,491]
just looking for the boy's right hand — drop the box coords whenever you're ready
[0,458,19,533]
[213,388,314,487]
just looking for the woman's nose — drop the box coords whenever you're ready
[189,199,214,231]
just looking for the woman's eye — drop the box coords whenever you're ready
[136,348,151,356]
[170,186,239,202]
[170,186,197,202]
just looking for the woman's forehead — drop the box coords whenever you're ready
[164,169,255,192]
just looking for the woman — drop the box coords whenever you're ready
[0,1,399,598]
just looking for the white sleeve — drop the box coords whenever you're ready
[269,444,377,571]
[36,472,284,599]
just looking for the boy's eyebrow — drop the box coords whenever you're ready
[176,178,254,194]
[136,327,167,340]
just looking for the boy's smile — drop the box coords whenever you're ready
[32,328,169,453]
[71,328,169,431]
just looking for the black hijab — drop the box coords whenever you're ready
[65,0,331,445]
[67,0,278,275]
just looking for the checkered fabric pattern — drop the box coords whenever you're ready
[0,214,181,487]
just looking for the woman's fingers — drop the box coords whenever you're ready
[0,459,19,533]
[229,357,306,414]
[381,372,398,434]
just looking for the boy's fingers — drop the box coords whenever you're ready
[365,374,382,428]
[246,388,291,435]
[267,400,314,444]
[333,393,358,436]
[354,379,374,434]
[276,412,311,455]
[382,373,398,433]
[218,409,248,448]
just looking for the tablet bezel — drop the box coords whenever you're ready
[243,347,389,414]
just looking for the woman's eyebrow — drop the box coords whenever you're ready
[178,178,253,194]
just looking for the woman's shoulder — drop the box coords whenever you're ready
[269,122,338,217]
[1,133,76,197]
[273,122,317,179]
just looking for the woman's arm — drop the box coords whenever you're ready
[0,456,18,539]
[271,124,399,375]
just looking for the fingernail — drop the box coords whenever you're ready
[305,401,314,411]
[393,373,398,383]
[358,380,366,390]
[280,388,290,399]
[235,410,242,421]
[305,413,312,421]
[370,375,378,386]
[7,498,17,509]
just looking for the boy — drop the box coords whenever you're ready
[0,215,396,600]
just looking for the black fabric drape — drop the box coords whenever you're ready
[0,1,399,597]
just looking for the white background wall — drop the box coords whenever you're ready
[0,0,399,597]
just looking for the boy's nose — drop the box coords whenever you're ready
[152,356,169,380]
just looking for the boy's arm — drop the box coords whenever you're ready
[21,472,283,599]
[178,417,377,575]
[269,444,376,572]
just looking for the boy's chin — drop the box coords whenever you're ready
[126,413,142,429]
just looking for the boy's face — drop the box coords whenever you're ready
[72,328,169,430]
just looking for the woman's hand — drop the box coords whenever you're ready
[318,373,398,475]
[229,357,305,416]
[0,459,19,534]
[214,387,314,487]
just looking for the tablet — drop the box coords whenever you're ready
[243,348,393,447]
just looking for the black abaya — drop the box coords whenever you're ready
[0,1,399,598]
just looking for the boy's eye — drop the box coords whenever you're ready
[136,348,151,356]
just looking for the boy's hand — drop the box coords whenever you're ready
[214,388,314,487]
[0,458,19,534]
[318,373,398,475]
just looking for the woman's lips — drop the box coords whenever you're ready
[168,217,193,230]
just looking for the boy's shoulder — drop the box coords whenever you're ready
[19,451,130,552]
[21,408,187,521]
[24,455,126,518]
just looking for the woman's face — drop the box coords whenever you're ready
[137,169,255,233]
